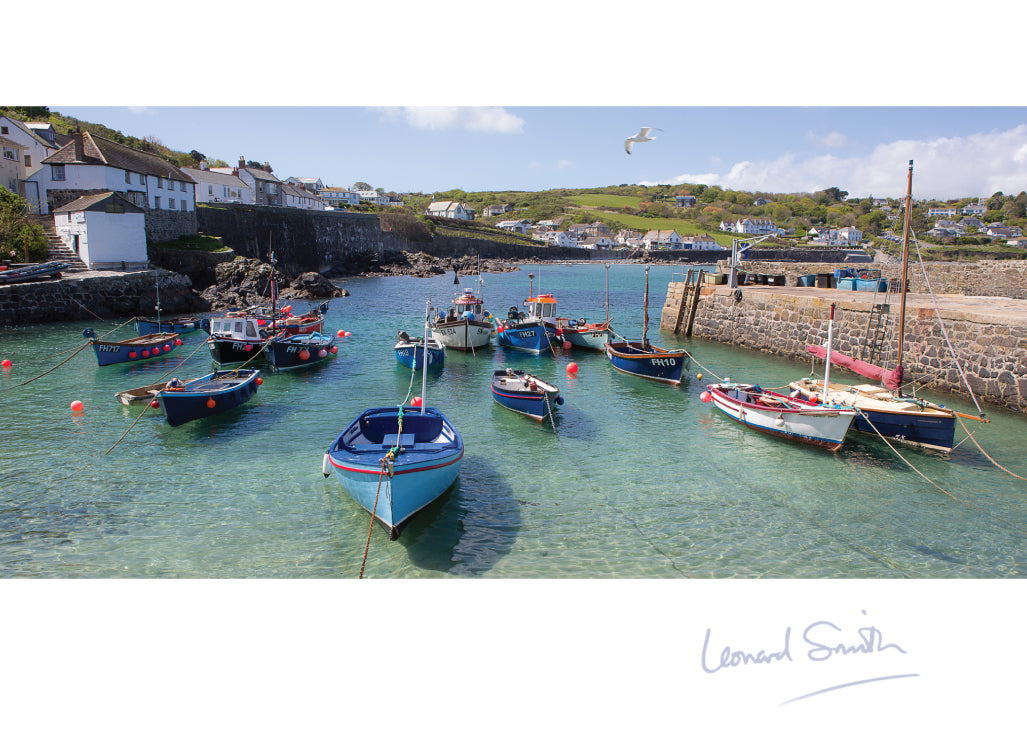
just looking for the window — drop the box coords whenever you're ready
[140,173,146,185]
[154,196,160,208]
[180,201,187,211]
[157,179,163,189]
[169,198,175,209]
[125,170,131,183]
[24,155,30,168]
[52,164,65,181]
[179,181,185,192]
[0,126,7,134]
[2,149,15,161]
[208,184,213,195]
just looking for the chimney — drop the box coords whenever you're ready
[74,128,85,161]
[238,156,246,169]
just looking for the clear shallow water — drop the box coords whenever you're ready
[1,262,1025,578]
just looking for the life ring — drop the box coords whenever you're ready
[733,289,743,302]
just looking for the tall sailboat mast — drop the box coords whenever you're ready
[897,159,913,372]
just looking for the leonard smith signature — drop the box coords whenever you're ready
[700,610,919,705]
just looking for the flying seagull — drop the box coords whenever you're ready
[625,127,662,154]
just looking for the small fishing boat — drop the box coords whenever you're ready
[114,380,169,406]
[268,302,329,335]
[496,275,559,355]
[323,300,463,540]
[265,331,337,371]
[395,331,446,370]
[83,329,182,367]
[322,405,464,540]
[603,266,688,385]
[490,368,563,421]
[703,381,858,450]
[205,313,271,366]
[155,369,262,427]
[0,260,66,285]
[431,284,493,352]
[135,316,201,335]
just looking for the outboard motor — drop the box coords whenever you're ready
[397,330,411,343]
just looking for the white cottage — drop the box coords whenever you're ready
[53,192,147,271]
[426,200,472,220]
[182,166,252,204]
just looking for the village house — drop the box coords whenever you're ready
[752,197,771,206]
[496,219,531,235]
[682,233,723,251]
[0,116,68,211]
[1,136,28,195]
[52,192,148,271]
[182,165,252,204]
[27,130,197,243]
[960,217,984,229]
[962,201,987,215]
[319,187,361,208]
[536,218,563,229]
[583,221,612,237]
[642,230,682,249]
[540,230,576,248]
[615,228,642,245]
[732,218,776,236]
[579,236,617,250]
[285,177,324,196]
[481,204,512,217]
[675,195,696,207]
[928,206,959,218]
[282,182,325,210]
[986,225,1022,239]
[211,158,283,206]
[425,200,473,220]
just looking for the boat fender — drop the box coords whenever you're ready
[556,396,565,406]
[82,328,95,338]
[733,289,743,302]
[322,453,332,478]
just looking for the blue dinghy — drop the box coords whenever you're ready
[83,329,182,367]
[395,331,445,370]
[322,406,463,540]
[491,368,563,421]
[156,368,262,427]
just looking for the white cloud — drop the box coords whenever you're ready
[378,106,525,133]
[807,130,849,148]
[556,159,573,169]
[125,106,155,115]
[649,125,1027,199]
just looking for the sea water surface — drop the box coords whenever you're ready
[1,262,1025,578]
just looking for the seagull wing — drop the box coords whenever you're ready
[625,138,633,154]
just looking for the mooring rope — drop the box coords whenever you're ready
[682,350,723,382]
[957,415,1027,481]
[359,457,392,579]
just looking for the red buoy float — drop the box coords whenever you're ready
[330,346,338,354]
[563,341,572,350]
[70,400,84,412]
[174,338,183,346]
[700,391,712,403]
[255,377,263,386]
[129,351,137,359]
[566,362,578,375]
[318,349,327,358]
[141,350,150,358]
[337,329,345,338]
[299,349,310,361]
[1,359,11,369]
[343,331,351,337]
[163,344,171,351]
[150,399,160,409]
[244,344,252,351]
[152,347,160,355]
[411,396,423,407]
[206,398,216,409]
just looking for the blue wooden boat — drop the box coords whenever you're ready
[603,266,689,385]
[83,329,182,367]
[265,331,337,371]
[395,332,445,370]
[156,368,262,427]
[496,317,557,355]
[135,317,201,335]
[322,406,464,540]
[490,368,563,421]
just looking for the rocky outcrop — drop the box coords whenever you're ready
[352,251,521,278]
[199,257,347,311]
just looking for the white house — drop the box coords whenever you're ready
[684,234,723,251]
[52,192,147,270]
[928,206,958,218]
[579,236,617,250]
[426,200,472,220]
[286,177,324,195]
[1,136,28,194]
[356,190,391,206]
[642,230,682,249]
[961,202,987,215]
[542,230,576,248]
[838,226,863,244]
[319,187,361,207]
[182,166,252,204]
[0,116,62,179]
[735,218,776,236]
[497,219,531,234]
[282,182,325,210]
[29,131,197,216]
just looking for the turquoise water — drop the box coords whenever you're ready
[1,262,1025,578]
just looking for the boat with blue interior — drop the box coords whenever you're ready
[490,368,563,421]
[395,331,446,370]
[265,331,337,371]
[156,368,262,427]
[83,329,182,367]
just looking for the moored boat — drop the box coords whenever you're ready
[322,405,464,540]
[114,380,169,406]
[496,276,560,355]
[704,381,858,450]
[554,262,614,350]
[205,313,271,366]
[155,368,262,427]
[490,368,563,421]
[395,331,446,370]
[265,331,337,371]
[431,286,493,352]
[83,329,182,367]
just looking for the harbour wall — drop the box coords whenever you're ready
[661,284,1027,413]
[723,259,1027,299]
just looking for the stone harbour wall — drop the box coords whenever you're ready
[722,259,1027,299]
[673,286,1027,413]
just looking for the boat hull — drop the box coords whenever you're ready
[135,318,200,335]
[559,323,612,350]
[707,383,856,450]
[157,369,261,427]
[207,337,268,366]
[265,333,336,371]
[324,406,463,539]
[85,331,181,367]
[604,341,687,385]
[431,317,492,351]
[496,321,557,355]
[395,341,446,369]
[490,369,562,421]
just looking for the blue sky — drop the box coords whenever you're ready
[50,106,1027,201]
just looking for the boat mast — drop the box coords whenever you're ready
[421,299,430,415]
[897,159,913,371]
[642,266,650,346]
[824,303,835,398]
[605,264,610,324]
[154,272,162,327]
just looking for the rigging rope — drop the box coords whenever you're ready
[359,457,392,579]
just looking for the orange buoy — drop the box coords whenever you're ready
[299,349,310,361]
[1,359,11,369]
[700,391,712,403]
[566,362,578,375]
[343,331,351,337]
[336,329,345,338]
[255,377,263,386]
[70,400,84,412]
[497,325,506,333]
[563,341,572,350]
[411,396,423,407]
[150,399,160,409]
[206,398,216,409]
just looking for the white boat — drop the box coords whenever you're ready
[431,286,493,352]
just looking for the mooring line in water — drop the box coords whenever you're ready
[2,341,91,390]
[359,457,392,579]
[957,415,1027,481]
[543,395,694,578]
[858,411,1027,536]
[683,351,724,382]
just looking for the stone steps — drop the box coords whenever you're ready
[28,215,90,272]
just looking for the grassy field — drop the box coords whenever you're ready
[567,194,643,209]
[571,208,735,246]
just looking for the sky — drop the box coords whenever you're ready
[46,105,1027,201]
